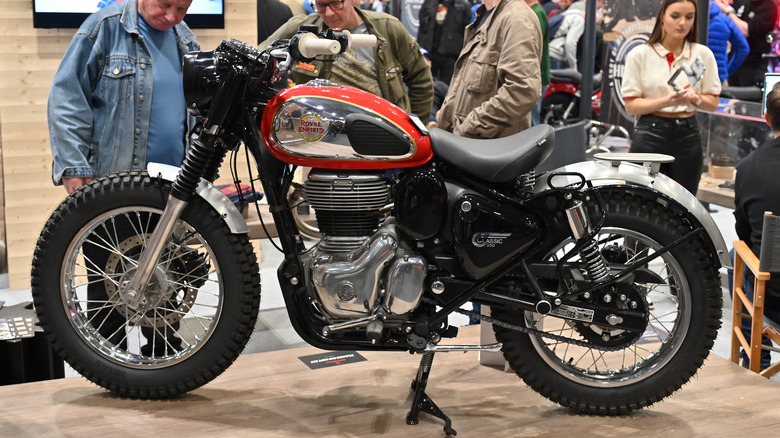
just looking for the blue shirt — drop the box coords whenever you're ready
[138,15,186,167]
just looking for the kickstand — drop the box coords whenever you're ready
[406,352,457,436]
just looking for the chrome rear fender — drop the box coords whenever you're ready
[532,158,731,268]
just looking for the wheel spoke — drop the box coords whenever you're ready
[60,206,224,369]
[523,225,691,387]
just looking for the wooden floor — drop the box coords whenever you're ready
[1,325,779,437]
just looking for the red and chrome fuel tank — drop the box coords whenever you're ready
[261,80,432,169]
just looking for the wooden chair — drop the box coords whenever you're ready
[731,227,780,377]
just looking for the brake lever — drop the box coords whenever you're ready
[270,49,293,72]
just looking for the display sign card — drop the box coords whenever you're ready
[299,351,367,370]
[0,316,35,340]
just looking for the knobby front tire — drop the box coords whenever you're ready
[31,171,261,398]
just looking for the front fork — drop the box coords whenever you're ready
[121,197,190,308]
[120,64,249,308]
[120,131,221,308]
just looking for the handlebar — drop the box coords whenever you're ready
[297,32,341,58]
[295,30,378,59]
[348,33,377,49]
[209,31,379,90]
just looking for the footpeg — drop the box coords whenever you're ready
[366,318,384,344]
[321,314,377,336]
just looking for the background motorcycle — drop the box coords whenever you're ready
[31,32,728,435]
[541,68,602,126]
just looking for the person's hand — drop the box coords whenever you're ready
[668,88,691,106]
[62,176,92,195]
[687,90,704,108]
[714,0,732,14]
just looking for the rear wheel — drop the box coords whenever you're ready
[492,190,722,414]
[31,171,261,398]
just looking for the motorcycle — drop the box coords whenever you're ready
[31,31,729,436]
[541,68,602,126]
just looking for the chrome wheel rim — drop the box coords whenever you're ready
[528,227,691,387]
[61,207,223,369]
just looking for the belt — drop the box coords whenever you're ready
[639,114,697,125]
[650,111,696,118]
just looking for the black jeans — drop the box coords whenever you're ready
[432,55,457,86]
[631,114,702,195]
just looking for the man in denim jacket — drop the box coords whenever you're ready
[47,0,199,357]
[48,0,200,194]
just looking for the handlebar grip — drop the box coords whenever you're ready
[347,32,378,49]
[298,33,341,58]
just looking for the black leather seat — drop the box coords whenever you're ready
[429,125,555,183]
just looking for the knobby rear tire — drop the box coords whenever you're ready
[492,190,722,415]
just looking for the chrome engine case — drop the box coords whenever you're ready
[300,169,428,322]
[305,221,426,321]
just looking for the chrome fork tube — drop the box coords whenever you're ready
[122,195,189,309]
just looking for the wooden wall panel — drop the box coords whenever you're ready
[0,0,258,290]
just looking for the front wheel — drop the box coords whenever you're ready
[493,190,722,414]
[31,171,261,398]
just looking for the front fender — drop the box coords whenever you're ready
[531,159,731,268]
[147,163,250,235]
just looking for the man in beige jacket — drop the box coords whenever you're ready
[437,0,542,138]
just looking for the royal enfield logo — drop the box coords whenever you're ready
[471,232,511,248]
[296,113,329,142]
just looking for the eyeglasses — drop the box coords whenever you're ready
[312,0,346,13]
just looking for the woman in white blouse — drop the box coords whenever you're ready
[621,0,721,195]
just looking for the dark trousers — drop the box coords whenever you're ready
[631,114,702,195]
[432,55,457,86]
[729,60,768,88]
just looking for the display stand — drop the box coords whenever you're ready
[1,325,779,436]
[0,302,64,385]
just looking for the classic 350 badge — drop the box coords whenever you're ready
[296,113,330,142]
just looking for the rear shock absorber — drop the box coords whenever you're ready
[565,199,609,282]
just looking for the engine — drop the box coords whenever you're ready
[303,170,390,252]
[301,169,427,322]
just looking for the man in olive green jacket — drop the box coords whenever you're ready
[438,0,542,138]
[260,0,433,121]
